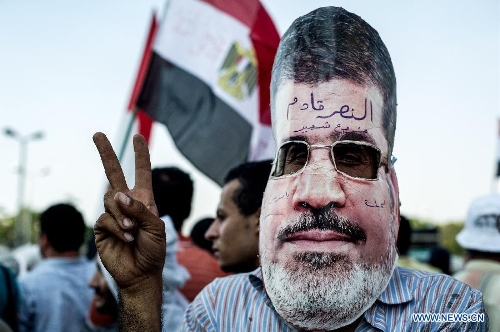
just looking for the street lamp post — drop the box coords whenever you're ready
[4,128,44,245]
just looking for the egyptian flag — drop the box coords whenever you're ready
[135,0,280,185]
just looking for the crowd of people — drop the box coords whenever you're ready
[0,158,273,332]
[0,5,498,331]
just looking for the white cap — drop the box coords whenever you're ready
[456,193,500,252]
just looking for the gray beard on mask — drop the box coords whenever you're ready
[262,250,397,330]
[261,210,397,330]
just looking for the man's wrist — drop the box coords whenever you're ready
[118,274,163,332]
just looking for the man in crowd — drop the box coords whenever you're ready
[189,218,214,253]
[396,215,440,272]
[454,193,500,331]
[151,167,227,302]
[18,204,95,332]
[87,258,118,331]
[0,259,19,332]
[149,166,190,330]
[92,6,487,331]
[205,160,272,273]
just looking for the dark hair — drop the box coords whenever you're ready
[224,160,272,216]
[397,215,412,255]
[40,203,86,252]
[190,217,214,253]
[152,167,193,232]
[429,247,451,275]
[271,6,397,157]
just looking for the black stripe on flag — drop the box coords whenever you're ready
[137,53,253,185]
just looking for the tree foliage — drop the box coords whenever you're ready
[0,208,41,248]
[437,222,465,256]
[408,216,465,256]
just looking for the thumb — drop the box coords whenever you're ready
[114,192,165,235]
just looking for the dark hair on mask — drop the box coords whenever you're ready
[271,6,397,157]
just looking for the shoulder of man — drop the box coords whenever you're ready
[1,264,19,295]
[182,272,264,331]
[396,267,482,312]
[380,267,488,330]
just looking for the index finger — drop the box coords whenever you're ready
[93,132,128,191]
[133,134,153,190]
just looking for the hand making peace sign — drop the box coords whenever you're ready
[92,132,166,290]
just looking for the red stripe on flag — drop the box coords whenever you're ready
[128,13,159,111]
[251,4,280,125]
[199,0,260,28]
[137,110,153,144]
[127,13,158,144]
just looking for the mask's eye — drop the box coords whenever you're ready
[332,142,380,179]
[272,141,309,177]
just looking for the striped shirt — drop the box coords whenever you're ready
[182,266,488,331]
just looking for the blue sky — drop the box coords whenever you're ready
[1,0,498,232]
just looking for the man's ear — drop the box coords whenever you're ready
[39,233,48,247]
[39,233,50,256]
[251,207,261,236]
[389,165,401,229]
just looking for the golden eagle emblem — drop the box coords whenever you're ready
[218,42,257,100]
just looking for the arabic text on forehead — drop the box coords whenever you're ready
[286,92,373,123]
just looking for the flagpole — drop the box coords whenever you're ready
[492,117,500,193]
[114,12,158,163]
[117,107,139,162]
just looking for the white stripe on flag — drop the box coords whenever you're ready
[154,0,258,126]
[118,113,140,189]
[249,123,274,161]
